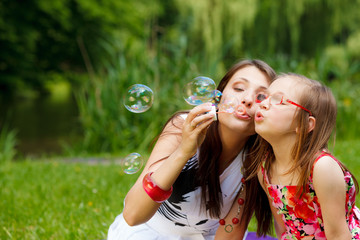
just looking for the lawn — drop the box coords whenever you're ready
[0,159,140,239]
[1,139,359,239]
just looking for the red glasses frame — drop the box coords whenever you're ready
[256,93,312,116]
[283,98,313,116]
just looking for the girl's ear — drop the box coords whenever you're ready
[308,116,316,133]
[296,116,316,133]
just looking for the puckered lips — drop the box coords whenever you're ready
[254,111,264,122]
[234,105,252,120]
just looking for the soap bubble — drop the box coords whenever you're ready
[124,84,154,113]
[218,95,239,114]
[210,90,222,106]
[183,76,217,105]
[122,153,143,174]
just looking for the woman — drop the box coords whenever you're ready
[107,59,276,240]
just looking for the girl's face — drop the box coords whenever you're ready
[254,77,304,141]
[218,65,270,136]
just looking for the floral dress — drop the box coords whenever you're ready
[261,152,360,239]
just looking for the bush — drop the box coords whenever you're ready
[0,125,17,163]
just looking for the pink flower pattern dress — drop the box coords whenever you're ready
[261,152,360,239]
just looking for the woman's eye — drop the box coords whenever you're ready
[234,88,244,92]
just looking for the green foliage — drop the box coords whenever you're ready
[1,0,360,156]
[2,0,360,96]
[170,0,360,61]
[0,125,17,163]
[172,0,257,64]
[74,36,227,154]
[0,0,162,95]
[329,80,360,140]
[73,38,360,154]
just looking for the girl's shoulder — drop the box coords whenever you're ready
[311,152,346,190]
[312,152,343,174]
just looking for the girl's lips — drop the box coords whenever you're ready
[254,111,264,122]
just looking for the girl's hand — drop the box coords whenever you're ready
[179,103,215,157]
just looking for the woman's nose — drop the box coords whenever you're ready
[241,93,254,108]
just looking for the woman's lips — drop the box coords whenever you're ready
[234,105,251,120]
[234,113,251,120]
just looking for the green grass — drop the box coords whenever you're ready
[0,159,139,239]
[1,139,359,239]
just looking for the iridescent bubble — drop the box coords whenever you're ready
[124,84,154,113]
[122,153,143,174]
[210,90,222,106]
[218,95,239,113]
[183,76,216,105]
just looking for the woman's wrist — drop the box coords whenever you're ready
[143,172,173,203]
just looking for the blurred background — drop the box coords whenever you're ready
[1,0,360,158]
[1,1,360,239]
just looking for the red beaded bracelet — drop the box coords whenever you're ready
[142,172,173,203]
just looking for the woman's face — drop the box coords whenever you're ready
[218,65,271,136]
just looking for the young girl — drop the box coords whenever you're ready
[107,60,276,239]
[252,73,360,239]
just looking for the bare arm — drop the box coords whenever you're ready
[313,156,352,240]
[123,103,215,226]
[215,188,247,239]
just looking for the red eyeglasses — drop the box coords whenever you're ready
[256,93,312,116]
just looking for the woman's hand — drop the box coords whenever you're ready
[179,103,215,157]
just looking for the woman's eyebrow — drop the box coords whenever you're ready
[236,77,249,83]
[257,85,268,91]
[236,77,268,90]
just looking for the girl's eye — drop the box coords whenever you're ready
[278,98,287,105]
[255,93,267,103]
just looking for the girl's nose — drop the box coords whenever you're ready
[260,97,270,110]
